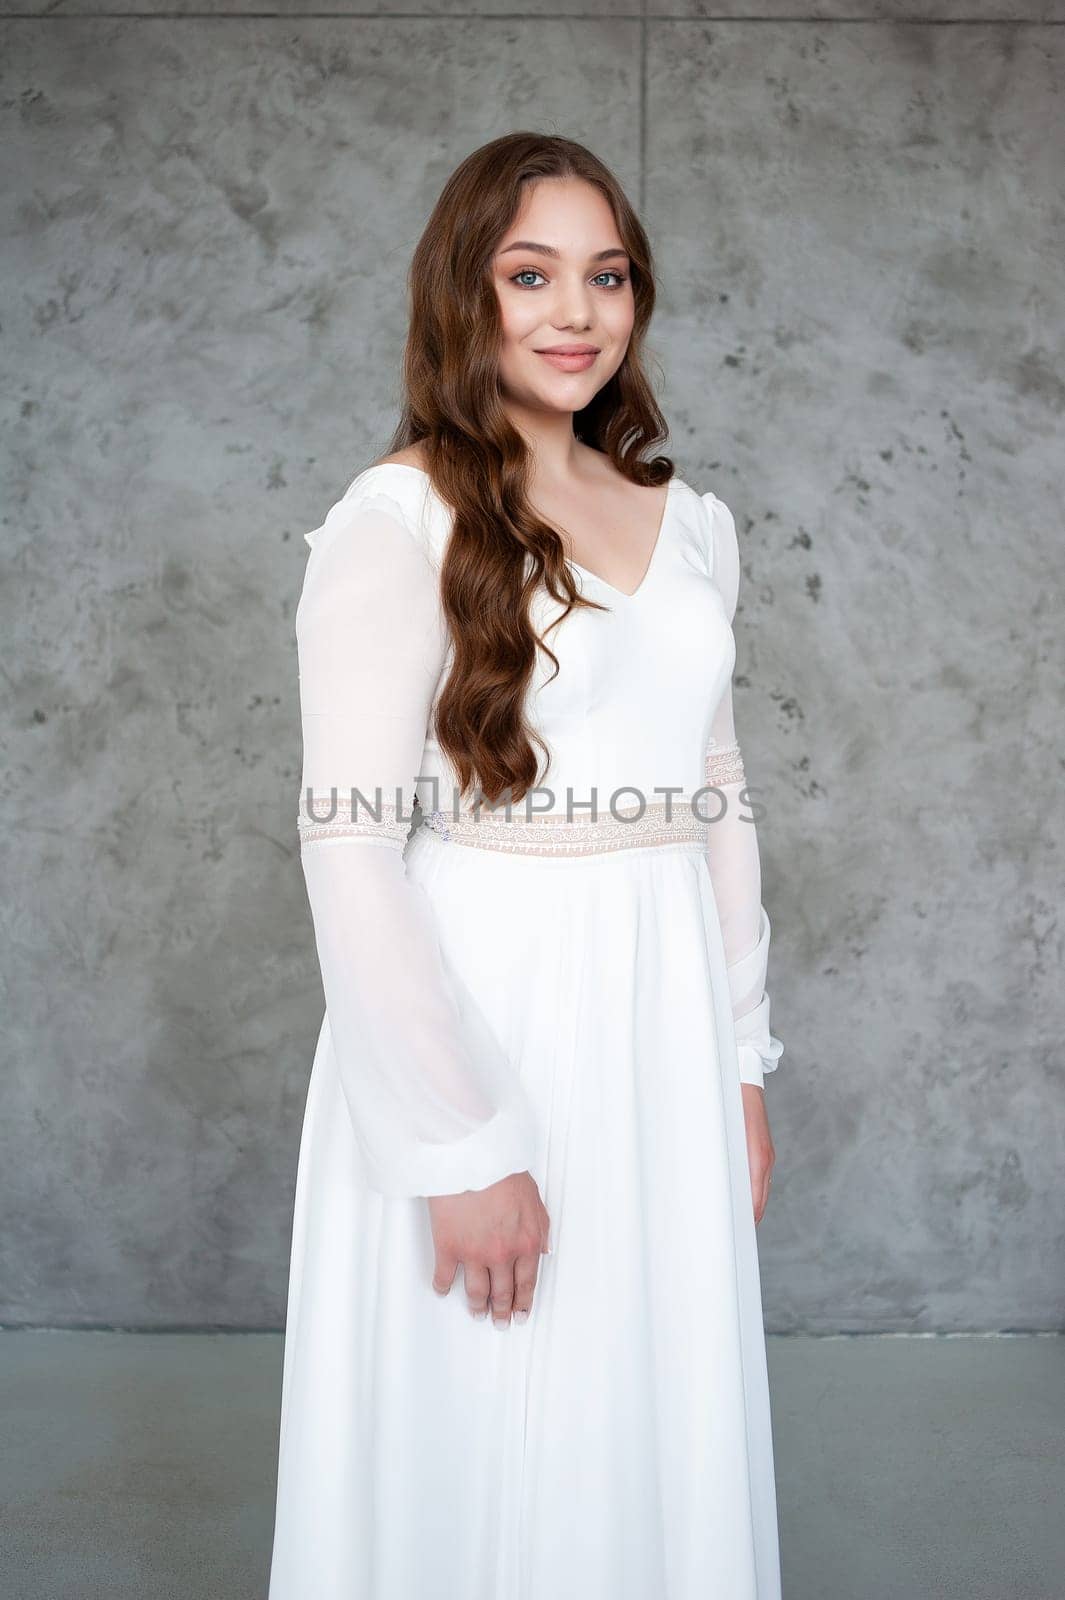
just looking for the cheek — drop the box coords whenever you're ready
[499,300,541,347]
[600,293,635,343]
[494,282,525,338]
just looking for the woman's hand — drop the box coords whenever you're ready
[741,1084,776,1225]
[428,1171,551,1327]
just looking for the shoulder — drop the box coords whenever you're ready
[657,474,741,620]
[371,443,430,472]
[296,463,449,647]
[698,489,741,625]
[303,455,446,568]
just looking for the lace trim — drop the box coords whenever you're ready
[298,767,748,857]
[705,740,745,788]
[298,792,413,848]
[421,799,709,858]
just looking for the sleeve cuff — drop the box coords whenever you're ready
[357,1092,540,1199]
[733,993,784,1089]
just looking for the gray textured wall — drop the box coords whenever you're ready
[2,0,1062,1332]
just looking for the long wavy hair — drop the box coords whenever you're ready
[383,131,674,807]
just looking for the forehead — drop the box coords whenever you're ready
[496,177,625,257]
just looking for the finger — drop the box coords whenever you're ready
[512,1250,540,1322]
[432,1249,459,1297]
[463,1261,491,1320]
[489,1259,516,1327]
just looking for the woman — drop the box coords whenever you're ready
[269,131,785,1600]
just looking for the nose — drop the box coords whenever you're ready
[551,271,595,333]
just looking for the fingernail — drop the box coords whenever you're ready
[471,1307,488,1319]
[513,1309,530,1325]
[492,1317,510,1329]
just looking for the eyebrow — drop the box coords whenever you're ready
[497,240,630,263]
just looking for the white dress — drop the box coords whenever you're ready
[269,461,785,1600]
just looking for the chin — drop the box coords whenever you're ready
[542,391,595,416]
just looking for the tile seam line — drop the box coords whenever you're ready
[639,0,647,217]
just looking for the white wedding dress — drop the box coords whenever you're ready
[268,461,785,1600]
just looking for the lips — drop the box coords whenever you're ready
[536,348,599,372]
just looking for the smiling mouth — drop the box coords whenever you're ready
[535,348,600,369]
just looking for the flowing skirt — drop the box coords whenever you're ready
[269,825,782,1600]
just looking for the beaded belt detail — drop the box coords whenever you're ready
[298,745,747,859]
[419,799,712,858]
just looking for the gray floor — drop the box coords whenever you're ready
[1,1331,1061,1600]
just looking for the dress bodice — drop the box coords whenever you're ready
[323,463,738,822]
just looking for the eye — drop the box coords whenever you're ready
[508,268,630,290]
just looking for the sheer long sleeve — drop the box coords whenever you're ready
[702,492,785,1091]
[295,485,539,1196]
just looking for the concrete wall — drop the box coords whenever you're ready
[2,0,1061,1330]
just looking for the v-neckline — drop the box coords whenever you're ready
[563,477,678,602]
[361,462,679,604]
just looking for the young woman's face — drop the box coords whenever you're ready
[491,177,635,418]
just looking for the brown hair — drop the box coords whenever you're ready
[383,131,673,807]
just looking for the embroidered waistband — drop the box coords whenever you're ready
[297,743,747,859]
[420,799,710,858]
